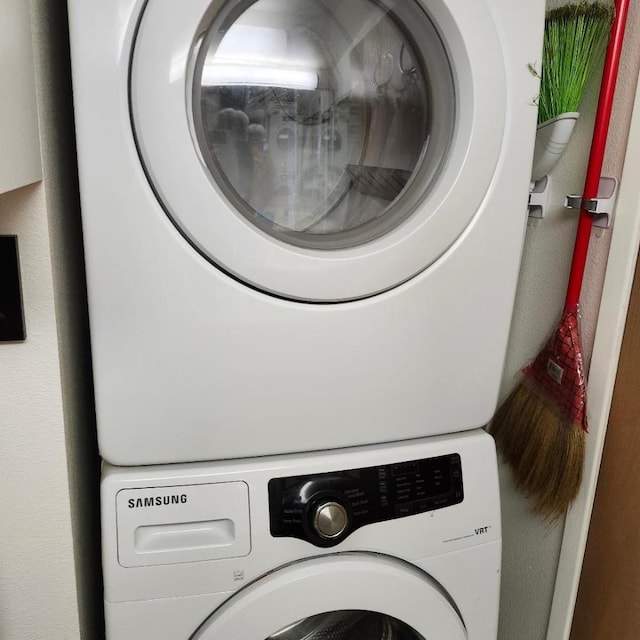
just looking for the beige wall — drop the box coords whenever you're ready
[0,184,82,638]
[497,1,640,639]
[0,1,100,638]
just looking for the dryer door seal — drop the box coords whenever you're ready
[131,0,506,301]
[191,553,467,639]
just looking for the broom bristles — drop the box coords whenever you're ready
[490,379,585,521]
[538,1,614,123]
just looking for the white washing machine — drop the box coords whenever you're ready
[102,429,501,639]
[68,0,544,465]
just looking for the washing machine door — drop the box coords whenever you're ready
[191,554,467,639]
[131,0,506,301]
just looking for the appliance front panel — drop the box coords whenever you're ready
[68,0,544,465]
[101,429,501,604]
[99,430,501,640]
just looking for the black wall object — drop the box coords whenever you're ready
[0,235,26,341]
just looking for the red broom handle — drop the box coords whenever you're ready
[564,0,630,313]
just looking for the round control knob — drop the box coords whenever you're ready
[312,501,349,539]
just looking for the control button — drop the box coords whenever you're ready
[313,501,349,539]
[395,503,414,517]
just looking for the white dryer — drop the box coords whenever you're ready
[68,0,544,465]
[102,429,501,639]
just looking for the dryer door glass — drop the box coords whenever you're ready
[267,610,425,640]
[191,0,455,249]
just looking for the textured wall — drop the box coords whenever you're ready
[0,1,100,639]
[497,1,640,639]
[0,187,81,637]
[29,0,103,636]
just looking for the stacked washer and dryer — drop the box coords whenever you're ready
[67,0,544,638]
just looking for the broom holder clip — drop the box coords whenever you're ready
[528,175,551,219]
[564,176,618,228]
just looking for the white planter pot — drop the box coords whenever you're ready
[531,112,579,182]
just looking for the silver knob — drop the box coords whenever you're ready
[312,501,349,539]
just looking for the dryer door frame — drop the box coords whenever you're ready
[131,0,507,302]
[191,553,468,639]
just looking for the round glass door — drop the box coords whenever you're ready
[131,0,507,300]
[191,0,454,249]
[190,554,467,639]
[267,610,425,640]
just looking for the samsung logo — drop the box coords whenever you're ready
[127,494,188,508]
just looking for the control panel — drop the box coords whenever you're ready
[269,454,463,547]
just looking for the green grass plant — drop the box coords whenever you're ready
[538,2,614,124]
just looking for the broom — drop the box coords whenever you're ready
[490,0,627,521]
